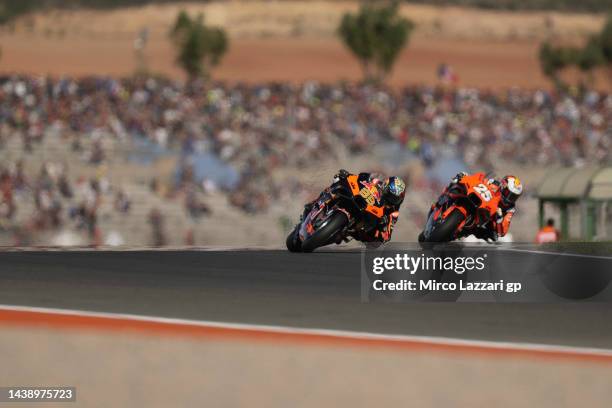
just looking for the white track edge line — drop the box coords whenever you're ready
[0,304,611,357]
[495,247,612,260]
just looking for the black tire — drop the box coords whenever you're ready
[301,212,348,252]
[286,225,302,252]
[427,209,465,243]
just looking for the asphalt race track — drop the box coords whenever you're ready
[1,249,611,349]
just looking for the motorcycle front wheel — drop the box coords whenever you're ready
[426,209,465,243]
[301,212,348,252]
[286,225,302,252]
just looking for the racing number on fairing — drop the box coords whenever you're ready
[359,187,376,206]
[473,183,492,202]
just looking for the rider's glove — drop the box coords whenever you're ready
[337,169,350,179]
[489,178,501,188]
[333,169,350,183]
[452,171,468,184]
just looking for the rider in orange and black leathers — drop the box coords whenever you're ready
[302,170,406,243]
[429,172,523,241]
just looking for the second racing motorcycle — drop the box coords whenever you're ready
[419,172,500,243]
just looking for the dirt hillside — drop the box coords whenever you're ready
[0,1,607,89]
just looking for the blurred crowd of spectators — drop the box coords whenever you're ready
[1,75,610,169]
[0,75,610,218]
[0,159,122,246]
[0,155,223,246]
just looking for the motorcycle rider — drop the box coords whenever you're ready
[429,171,523,241]
[495,174,523,238]
[302,169,406,243]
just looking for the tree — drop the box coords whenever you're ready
[0,0,37,25]
[170,10,192,44]
[597,14,612,84]
[539,42,579,89]
[539,42,563,84]
[169,11,228,79]
[599,14,612,63]
[539,14,612,89]
[577,36,605,86]
[338,2,413,83]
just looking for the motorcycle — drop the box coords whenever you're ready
[419,173,500,243]
[286,174,386,252]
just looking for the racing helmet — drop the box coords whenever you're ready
[500,175,523,206]
[381,176,406,207]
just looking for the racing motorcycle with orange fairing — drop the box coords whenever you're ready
[419,173,501,243]
[286,174,386,252]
